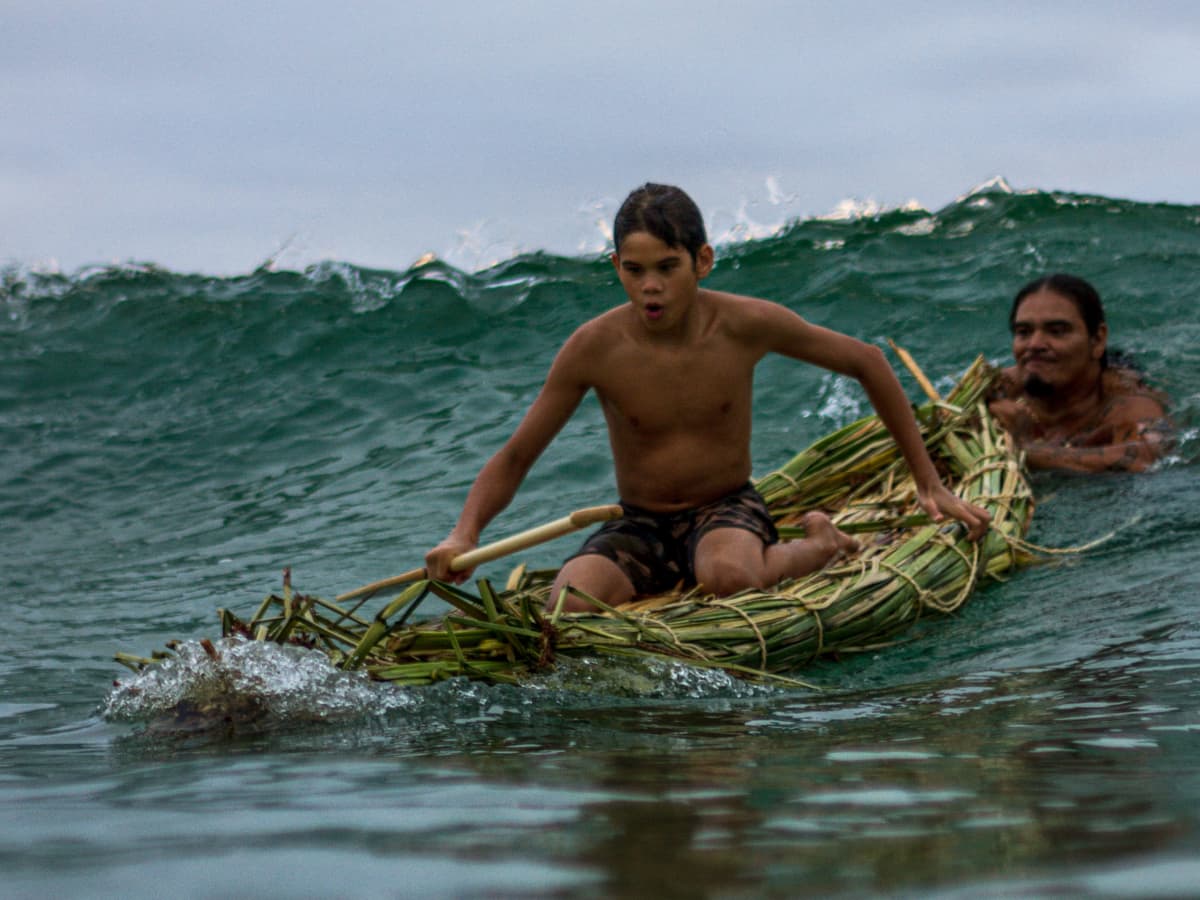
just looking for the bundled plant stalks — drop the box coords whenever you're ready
[116,355,1034,689]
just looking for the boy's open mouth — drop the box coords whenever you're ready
[645,302,664,318]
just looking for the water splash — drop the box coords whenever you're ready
[530,655,780,701]
[104,637,414,728]
[104,634,785,738]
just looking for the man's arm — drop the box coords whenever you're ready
[425,336,591,582]
[752,299,991,539]
[1011,394,1171,474]
[1020,438,1158,473]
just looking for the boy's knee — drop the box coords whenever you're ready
[694,557,765,596]
[547,555,634,612]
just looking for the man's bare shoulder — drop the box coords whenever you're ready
[1102,395,1170,439]
[1102,367,1169,419]
[1104,366,1167,398]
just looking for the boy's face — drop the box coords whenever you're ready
[1011,288,1106,397]
[611,231,714,331]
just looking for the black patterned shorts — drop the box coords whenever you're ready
[566,483,778,596]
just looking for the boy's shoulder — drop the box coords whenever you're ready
[704,288,799,314]
[701,289,807,335]
[558,305,632,362]
[573,303,630,338]
[701,287,763,306]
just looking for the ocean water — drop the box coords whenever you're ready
[3,183,1200,898]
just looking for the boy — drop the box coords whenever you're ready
[426,184,990,611]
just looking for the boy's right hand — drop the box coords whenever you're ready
[424,533,477,583]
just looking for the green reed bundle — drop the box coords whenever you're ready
[116,355,1035,689]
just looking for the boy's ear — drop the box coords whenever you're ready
[610,251,620,272]
[695,244,715,277]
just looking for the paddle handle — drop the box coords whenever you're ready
[335,504,623,602]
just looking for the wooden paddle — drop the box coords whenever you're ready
[335,503,623,602]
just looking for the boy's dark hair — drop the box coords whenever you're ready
[613,183,708,261]
[1010,272,1109,369]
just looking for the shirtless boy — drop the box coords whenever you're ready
[426,184,990,611]
[987,273,1171,473]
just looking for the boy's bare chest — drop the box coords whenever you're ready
[594,343,755,430]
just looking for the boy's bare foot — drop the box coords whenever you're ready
[800,511,860,564]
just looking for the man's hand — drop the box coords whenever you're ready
[987,398,1037,444]
[424,533,478,583]
[917,483,991,541]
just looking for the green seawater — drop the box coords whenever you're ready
[3,185,1200,898]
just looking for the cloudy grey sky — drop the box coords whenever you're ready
[3,1,1198,274]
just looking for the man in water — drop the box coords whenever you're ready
[426,184,990,611]
[988,273,1170,473]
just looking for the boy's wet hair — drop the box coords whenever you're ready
[1010,272,1109,369]
[613,183,708,261]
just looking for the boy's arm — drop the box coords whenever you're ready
[759,302,991,539]
[425,340,590,582]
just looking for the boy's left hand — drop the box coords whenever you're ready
[917,484,991,541]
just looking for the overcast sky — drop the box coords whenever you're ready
[3,2,1198,274]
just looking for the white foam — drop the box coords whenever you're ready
[104,637,413,724]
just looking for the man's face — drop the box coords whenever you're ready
[1011,288,1107,398]
[612,231,713,332]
